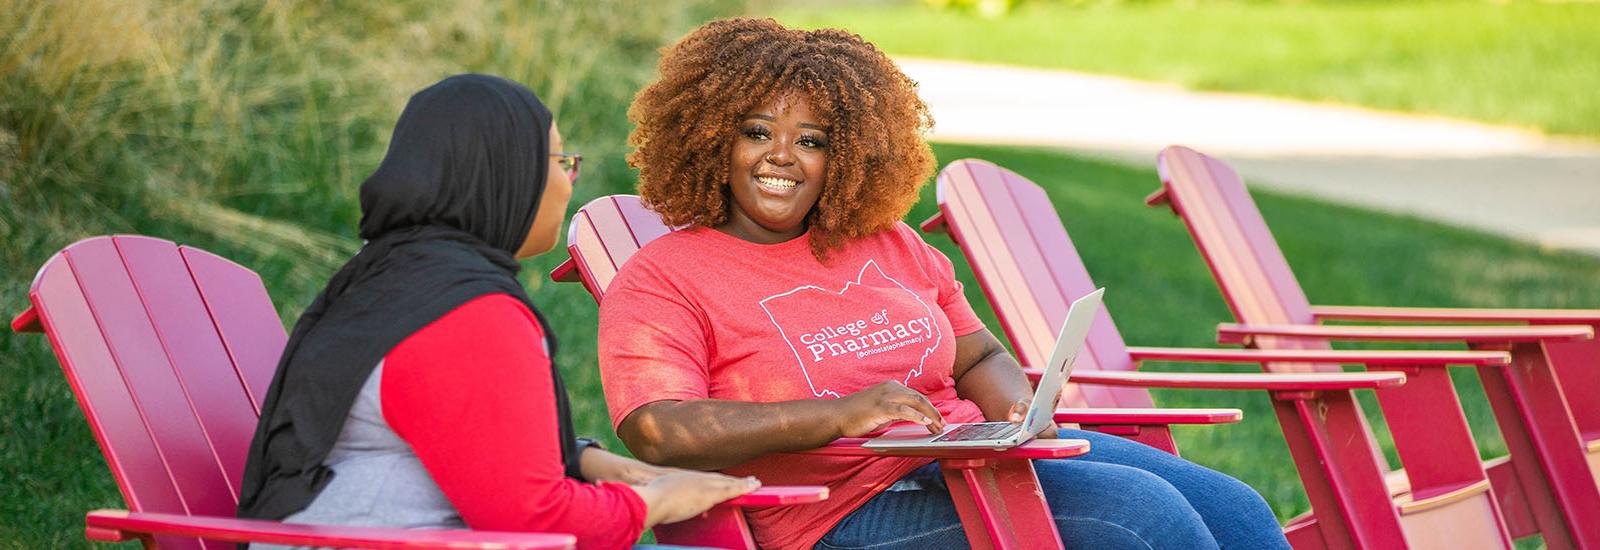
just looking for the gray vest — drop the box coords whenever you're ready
[252,362,463,549]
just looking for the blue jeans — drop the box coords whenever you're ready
[815,429,1288,550]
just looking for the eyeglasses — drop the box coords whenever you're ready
[551,152,582,184]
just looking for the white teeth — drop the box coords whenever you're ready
[757,176,798,189]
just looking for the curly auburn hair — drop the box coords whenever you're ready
[627,17,935,259]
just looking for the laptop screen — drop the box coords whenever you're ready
[1021,288,1105,434]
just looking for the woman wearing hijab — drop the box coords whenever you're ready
[237,74,758,550]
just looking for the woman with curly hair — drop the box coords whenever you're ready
[599,18,1289,550]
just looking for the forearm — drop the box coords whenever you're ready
[619,398,844,470]
[955,350,1035,421]
[579,447,655,484]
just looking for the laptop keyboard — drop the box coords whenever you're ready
[933,422,1022,442]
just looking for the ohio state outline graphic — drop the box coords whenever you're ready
[758,260,943,398]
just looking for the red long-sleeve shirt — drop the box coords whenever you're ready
[381,293,646,549]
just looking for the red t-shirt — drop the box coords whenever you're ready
[384,293,646,550]
[598,223,987,550]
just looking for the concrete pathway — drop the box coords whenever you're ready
[897,57,1600,255]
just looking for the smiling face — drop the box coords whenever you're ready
[716,93,829,244]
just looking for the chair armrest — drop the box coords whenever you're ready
[794,437,1090,460]
[1310,305,1600,325]
[1145,187,1172,208]
[549,258,580,283]
[83,509,574,549]
[920,211,948,234]
[1055,407,1242,425]
[1215,322,1593,346]
[1126,346,1510,367]
[12,306,40,333]
[1069,370,1406,391]
[723,486,830,506]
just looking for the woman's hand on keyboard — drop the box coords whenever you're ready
[836,381,947,437]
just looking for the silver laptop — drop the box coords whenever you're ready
[863,288,1105,450]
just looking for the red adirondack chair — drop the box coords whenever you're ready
[549,195,1124,549]
[1151,145,1600,549]
[923,159,1523,549]
[10,235,824,549]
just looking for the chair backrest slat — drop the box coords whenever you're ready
[27,235,285,549]
[1005,168,1149,384]
[63,238,240,520]
[117,236,261,499]
[568,211,619,297]
[566,196,678,298]
[940,162,1057,367]
[182,246,287,414]
[1158,147,1318,323]
[590,198,644,263]
[937,160,1153,409]
[1158,147,1335,371]
[30,254,191,516]
[617,196,673,246]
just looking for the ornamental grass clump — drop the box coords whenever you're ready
[0,1,743,545]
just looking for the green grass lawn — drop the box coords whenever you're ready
[6,1,1600,546]
[778,1,1600,139]
[0,0,735,545]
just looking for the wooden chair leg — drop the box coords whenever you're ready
[1473,343,1600,549]
[1282,515,1329,550]
[1270,392,1407,549]
[1126,426,1179,456]
[652,507,756,550]
[1366,366,1512,547]
[1533,322,1600,441]
[1484,456,1540,539]
[1083,425,1180,456]
[940,458,1063,550]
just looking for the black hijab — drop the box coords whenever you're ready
[237,74,583,520]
